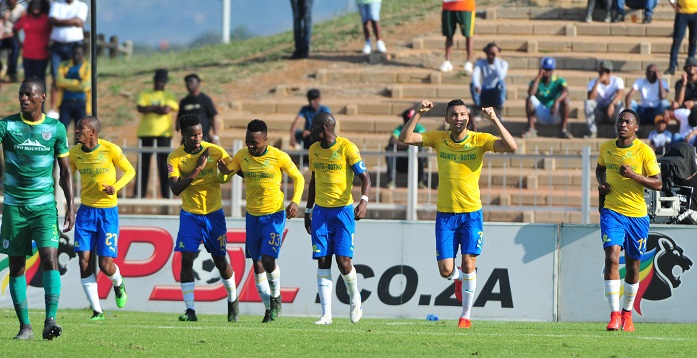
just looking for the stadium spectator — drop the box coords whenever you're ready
[0,78,75,340]
[385,109,427,189]
[671,107,697,145]
[596,109,662,332]
[55,44,90,133]
[665,0,697,75]
[304,112,371,325]
[648,114,672,155]
[69,116,134,321]
[12,0,51,82]
[177,73,220,145]
[625,64,669,126]
[290,0,313,59]
[219,119,304,323]
[134,68,178,198]
[289,88,330,167]
[357,0,386,54]
[585,60,624,139]
[584,0,612,22]
[167,114,239,323]
[470,42,507,119]
[399,99,516,329]
[613,0,658,23]
[672,57,697,110]
[48,0,87,114]
[523,57,573,139]
[0,0,25,82]
[439,0,475,74]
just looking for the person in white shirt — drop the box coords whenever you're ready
[48,0,87,111]
[584,60,625,138]
[625,64,670,126]
[470,42,508,119]
[672,107,697,145]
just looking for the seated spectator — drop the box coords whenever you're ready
[289,88,330,166]
[625,64,669,126]
[673,57,697,111]
[673,107,697,146]
[614,0,658,23]
[648,114,672,155]
[584,0,611,23]
[523,57,573,139]
[584,60,624,138]
[470,42,507,120]
[55,44,90,133]
[385,109,426,189]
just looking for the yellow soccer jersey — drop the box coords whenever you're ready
[422,131,497,213]
[70,139,135,208]
[598,139,660,217]
[228,146,304,216]
[168,142,230,215]
[309,137,365,208]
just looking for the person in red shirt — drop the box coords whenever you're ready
[13,0,51,82]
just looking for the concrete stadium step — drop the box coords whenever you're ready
[474,19,674,38]
[486,3,674,22]
[390,83,593,101]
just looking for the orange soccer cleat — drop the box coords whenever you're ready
[457,317,472,329]
[621,310,635,332]
[606,311,621,331]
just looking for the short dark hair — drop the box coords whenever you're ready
[446,99,467,113]
[179,114,201,132]
[247,119,267,134]
[618,108,640,123]
[184,73,200,82]
[82,116,101,133]
[307,88,321,100]
[22,77,46,94]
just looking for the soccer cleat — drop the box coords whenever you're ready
[228,299,239,322]
[362,41,372,55]
[179,309,198,322]
[606,311,621,331]
[454,279,463,302]
[314,315,333,325]
[621,310,635,332]
[464,61,474,75]
[13,324,33,340]
[42,317,62,340]
[349,302,363,324]
[270,295,282,321]
[439,61,453,72]
[262,309,273,323]
[114,281,128,308]
[458,317,472,329]
[90,311,105,321]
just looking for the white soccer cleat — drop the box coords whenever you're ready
[314,315,333,325]
[464,61,474,75]
[349,302,363,324]
[376,40,387,53]
[362,41,372,55]
[439,61,453,72]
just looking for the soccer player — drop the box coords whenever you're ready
[304,112,371,325]
[399,99,517,329]
[0,78,75,340]
[218,119,304,322]
[168,114,239,322]
[69,116,135,320]
[596,109,662,332]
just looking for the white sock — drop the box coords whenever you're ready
[622,281,639,312]
[108,265,123,287]
[447,266,463,281]
[222,271,238,302]
[255,272,271,309]
[181,282,195,310]
[81,274,102,313]
[604,279,621,312]
[342,267,361,304]
[317,268,332,317]
[267,266,281,298]
[461,271,476,319]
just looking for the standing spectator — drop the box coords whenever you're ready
[398,100,517,329]
[596,109,662,332]
[0,0,25,82]
[439,0,475,74]
[48,0,87,113]
[584,0,612,22]
[356,0,386,55]
[648,114,673,155]
[614,0,658,23]
[665,0,697,75]
[135,68,179,198]
[625,64,669,125]
[673,57,697,110]
[12,0,51,82]
[177,73,220,145]
[470,42,507,119]
[289,88,330,167]
[585,60,625,139]
[55,44,90,133]
[385,109,427,189]
[523,57,573,139]
[290,0,313,59]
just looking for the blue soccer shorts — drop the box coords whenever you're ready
[245,210,286,260]
[311,204,355,259]
[600,208,649,260]
[74,205,120,258]
[435,210,484,261]
[175,208,228,257]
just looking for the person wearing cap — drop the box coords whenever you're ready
[177,73,220,145]
[625,64,669,126]
[585,60,625,139]
[664,0,697,75]
[289,89,331,167]
[524,56,573,139]
[470,42,508,120]
[648,115,673,155]
[673,57,697,110]
[439,0,476,74]
[385,108,427,189]
[134,68,179,198]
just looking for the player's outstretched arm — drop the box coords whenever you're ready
[57,156,75,232]
[304,172,316,234]
[483,107,517,153]
[399,100,433,146]
[354,172,371,221]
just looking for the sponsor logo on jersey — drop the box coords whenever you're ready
[15,139,50,152]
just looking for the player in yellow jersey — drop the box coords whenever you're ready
[399,99,517,329]
[304,112,371,325]
[596,109,661,332]
[167,114,239,323]
[69,116,135,320]
[219,119,304,323]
